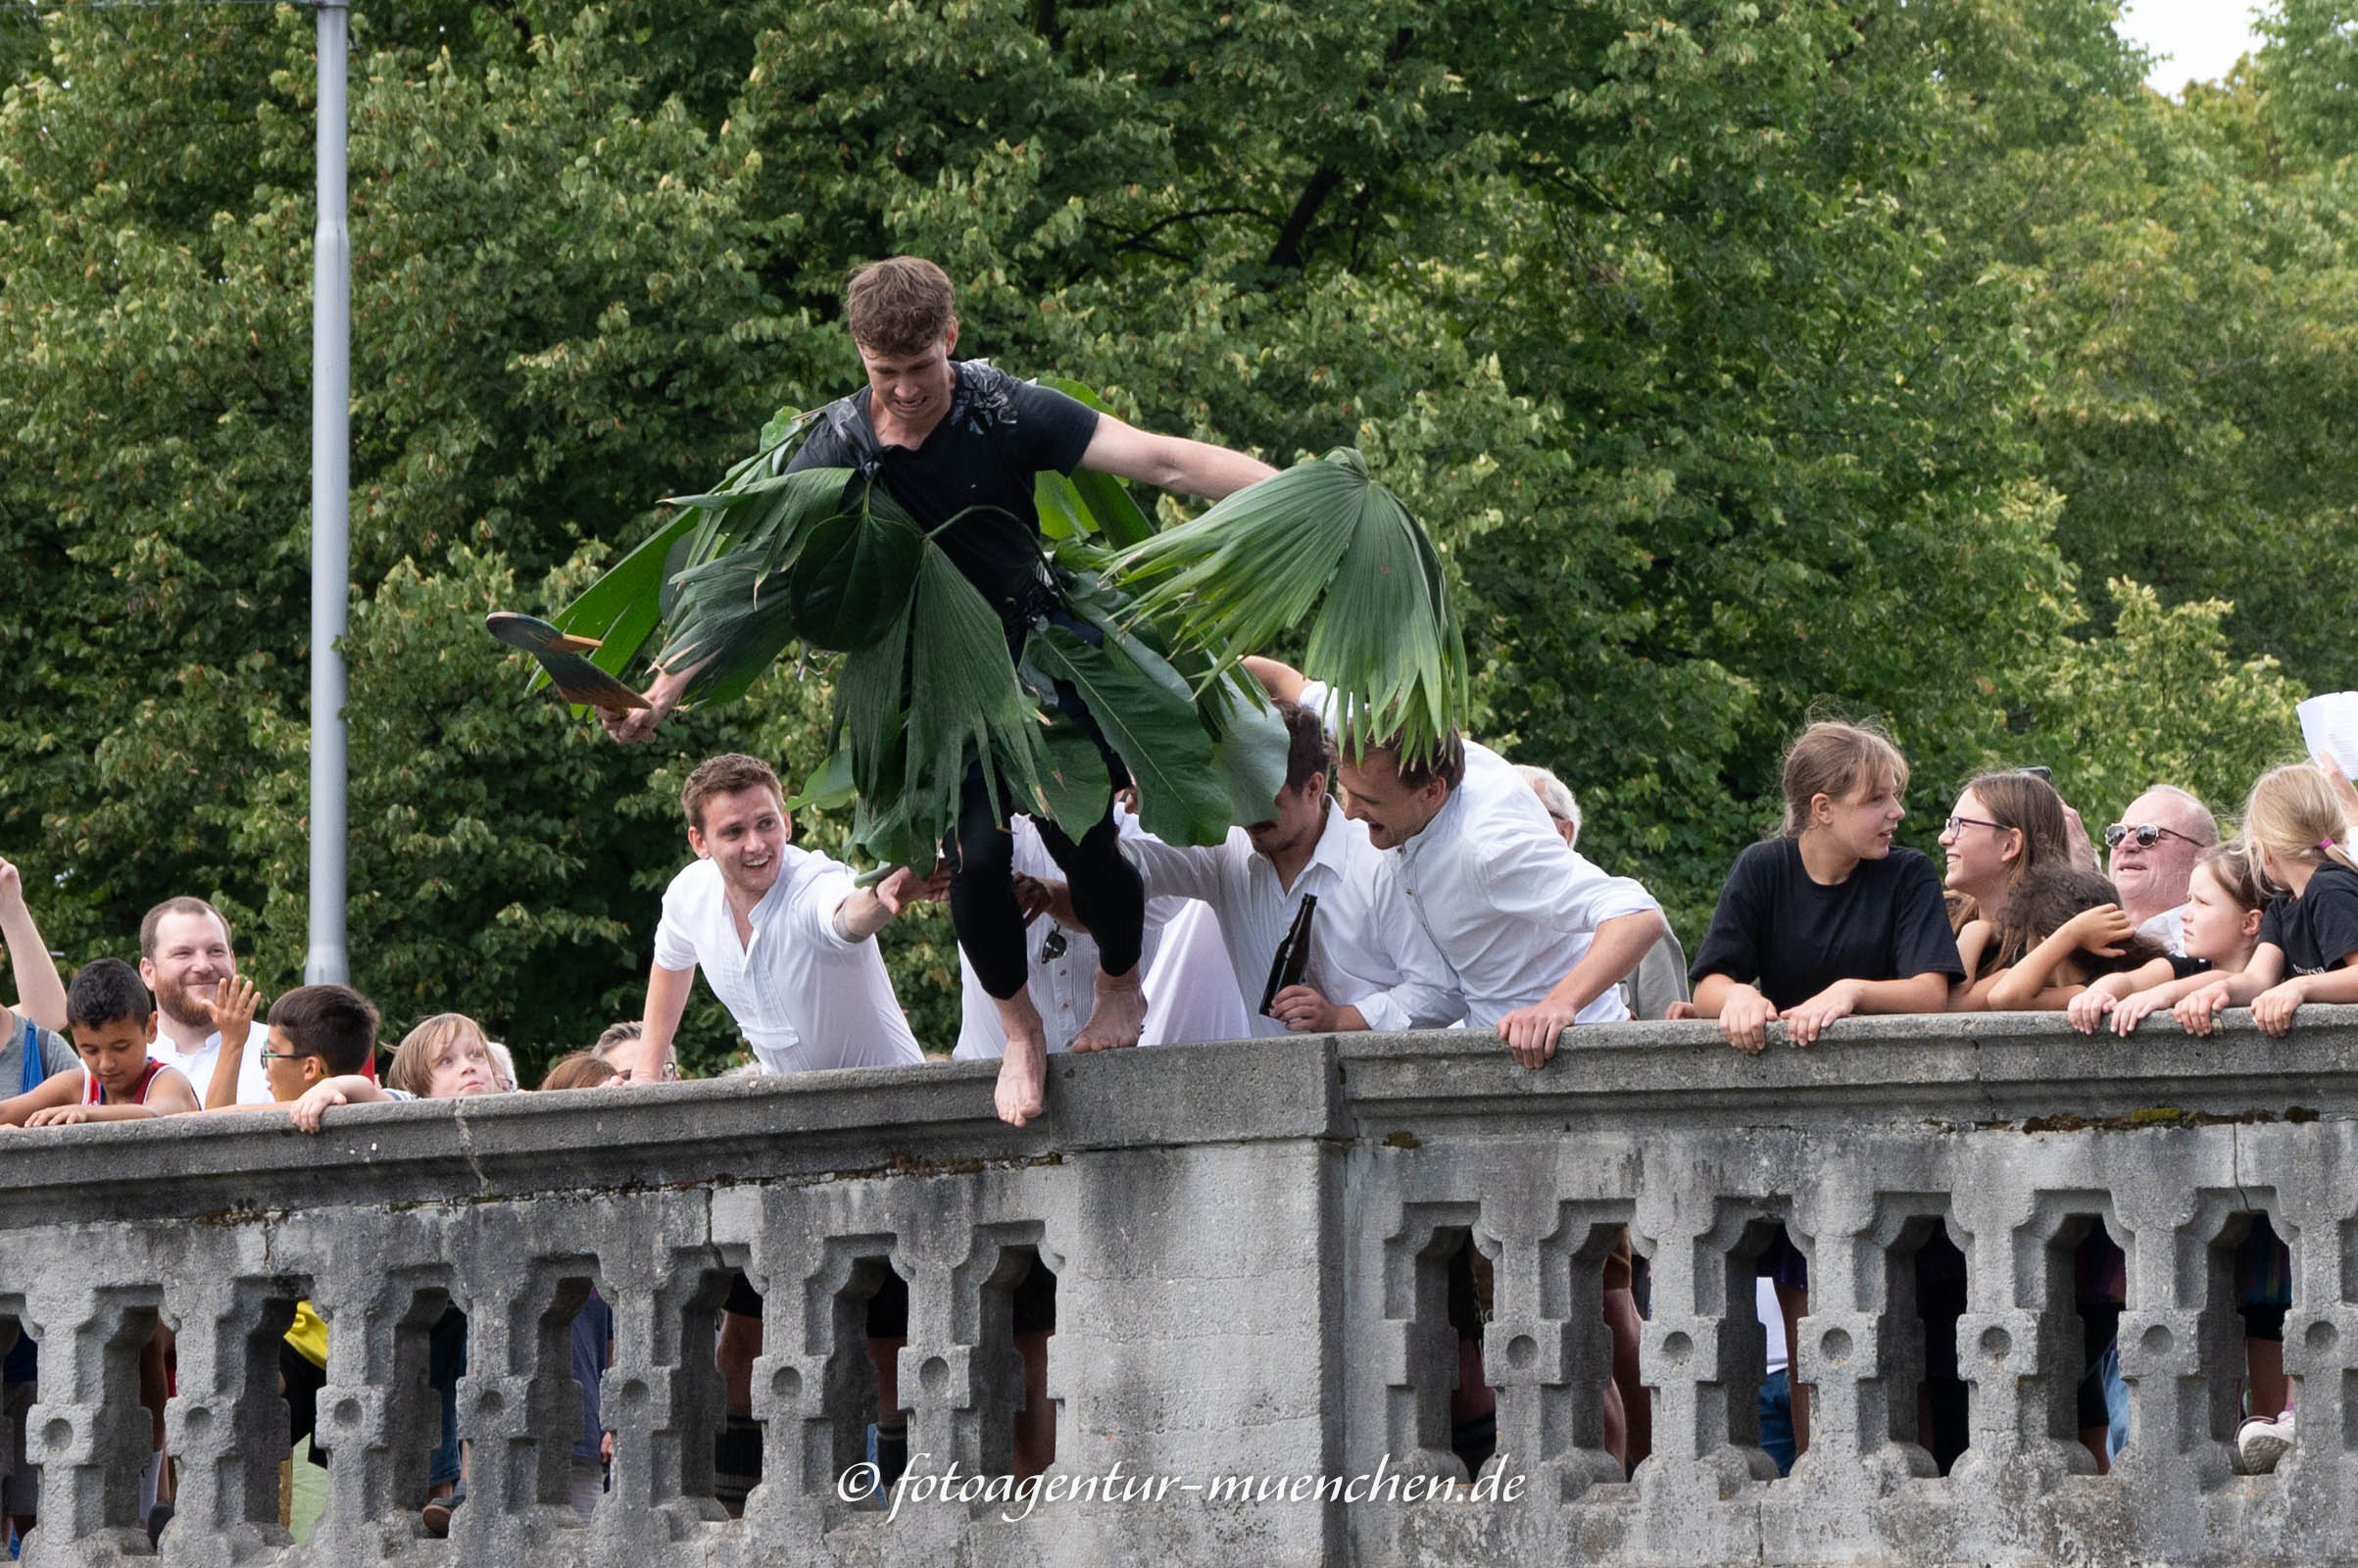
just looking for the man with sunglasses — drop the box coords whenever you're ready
[2104,785,2219,955]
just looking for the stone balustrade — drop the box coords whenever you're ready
[0,1009,2350,1565]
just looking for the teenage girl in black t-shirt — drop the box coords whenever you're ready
[1691,723,1962,1054]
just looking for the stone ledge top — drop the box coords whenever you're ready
[0,1009,2347,1226]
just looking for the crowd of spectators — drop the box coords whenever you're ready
[4,683,2355,1539]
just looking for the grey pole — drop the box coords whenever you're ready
[307,0,350,985]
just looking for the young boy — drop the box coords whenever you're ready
[0,959,199,1125]
[203,983,383,1114]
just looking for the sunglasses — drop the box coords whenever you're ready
[2103,822,2204,851]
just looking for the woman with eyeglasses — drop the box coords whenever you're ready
[1937,771,2074,1007]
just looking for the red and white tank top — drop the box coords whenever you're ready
[81,1060,168,1105]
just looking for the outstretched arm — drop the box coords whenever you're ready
[1080,416,1276,501]
[1243,656,1307,705]
[630,961,696,1085]
[0,858,67,1034]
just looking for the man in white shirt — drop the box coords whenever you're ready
[1119,702,1461,1037]
[628,754,925,1081]
[1247,661,1667,1068]
[626,752,927,1513]
[138,897,273,1104]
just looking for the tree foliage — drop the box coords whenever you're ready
[1,0,2347,1069]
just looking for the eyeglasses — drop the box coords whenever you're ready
[2104,822,2205,851]
[1942,815,2004,836]
[259,1049,313,1062]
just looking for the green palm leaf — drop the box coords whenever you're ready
[787,484,924,653]
[1116,448,1467,763]
[1027,622,1230,846]
[904,545,1057,859]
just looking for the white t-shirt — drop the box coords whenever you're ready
[1301,682,1661,1027]
[150,1019,273,1105]
[652,852,923,1074]
[1121,808,1461,1036]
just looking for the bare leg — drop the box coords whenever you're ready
[868,1335,903,1421]
[994,991,1050,1126]
[1013,1330,1055,1479]
[2078,1427,2111,1473]
[1071,964,1147,1053]
[2248,1336,2287,1419]
[1603,1285,1649,1472]
[1776,1283,1809,1457]
[718,1309,760,1417]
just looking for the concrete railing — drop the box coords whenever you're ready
[1,1010,2353,1565]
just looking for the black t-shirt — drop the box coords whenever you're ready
[2258,861,2358,975]
[789,360,1100,618]
[1689,838,1964,1009]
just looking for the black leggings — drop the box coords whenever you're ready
[946,762,1143,998]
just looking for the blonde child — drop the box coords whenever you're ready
[2177,764,2358,1037]
[2069,843,2265,1035]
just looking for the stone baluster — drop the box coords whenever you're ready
[1480,1200,1625,1502]
[22,1282,160,1565]
[591,1198,731,1554]
[447,1234,598,1554]
[2115,1186,2240,1525]
[2279,1148,2351,1547]
[159,1273,297,1560]
[302,1266,451,1560]
[1374,1202,1481,1483]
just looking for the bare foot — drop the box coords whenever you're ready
[1072,966,1147,1052]
[994,992,1049,1126]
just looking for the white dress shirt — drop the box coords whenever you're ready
[151,1019,272,1105]
[1122,808,1461,1037]
[1302,681,1662,1027]
[953,815,1249,1058]
[653,852,922,1074]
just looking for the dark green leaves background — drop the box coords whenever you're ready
[0,0,2329,1074]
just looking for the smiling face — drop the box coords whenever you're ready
[2107,788,2208,920]
[1810,771,1905,862]
[688,785,791,903]
[1939,787,2023,905]
[140,908,234,1029]
[856,325,958,438]
[1335,751,1449,852]
[71,1012,157,1100]
[262,1024,321,1102]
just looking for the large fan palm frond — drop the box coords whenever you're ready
[1114,449,1467,764]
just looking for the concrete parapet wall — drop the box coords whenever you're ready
[0,1012,2349,1564]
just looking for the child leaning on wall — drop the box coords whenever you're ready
[208,983,390,1494]
[0,960,203,1536]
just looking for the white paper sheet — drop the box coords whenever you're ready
[2297,692,2358,777]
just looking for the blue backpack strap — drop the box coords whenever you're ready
[20,1015,41,1097]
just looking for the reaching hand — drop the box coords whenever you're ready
[1783,979,1862,1047]
[290,1081,353,1133]
[598,666,688,744]
[2061,904,2135,958]
[872,866,918,918]
[2066,987,2116,1035]
[1268,984,1340,1034]
[204,973,261,1044]
[25,1105,93,1128]
[0,856,21,913]
[2175,981,2233,1036]
[2110,990,2167,1037]
[1009,874,1054,925]
[1498,1000,1576,1068]
[2250,981,2304,1037]
[1716,984,1779,1055]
